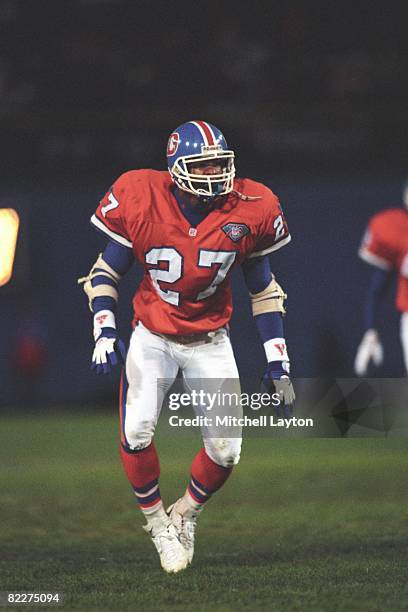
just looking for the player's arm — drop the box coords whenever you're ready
[355,215,396,376]
[354,267,393,376]
[242,255,295,413]
[78,240,134,374]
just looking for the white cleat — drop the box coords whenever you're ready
[143,516,189,573]
[167,499,198,564]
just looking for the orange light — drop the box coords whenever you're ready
[0,208,20,287]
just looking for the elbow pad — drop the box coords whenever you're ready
[78,254,121,312]
[250,276,287,316]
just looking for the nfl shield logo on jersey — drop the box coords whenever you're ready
[222,223,250,243]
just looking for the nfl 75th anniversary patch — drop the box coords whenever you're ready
[222,222,250,242]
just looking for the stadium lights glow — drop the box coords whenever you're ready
[0,208,20,287]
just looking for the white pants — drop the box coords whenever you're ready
[121,323,242,467]
[401,312,408,375]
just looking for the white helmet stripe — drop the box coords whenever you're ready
[190,120,216,146]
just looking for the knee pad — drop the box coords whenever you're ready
[204,437,242,468]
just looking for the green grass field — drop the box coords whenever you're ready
[0,411,407,611]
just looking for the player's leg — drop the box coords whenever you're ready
[401,312,408,375]
[183,332,242,508]
[168,329,242,562]
[120,323,188,572]
[120,324,178,517]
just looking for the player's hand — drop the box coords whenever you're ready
[261,361,295,418]
[354,329,383,376]
[91,327,126,375]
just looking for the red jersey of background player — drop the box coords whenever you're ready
[91,169,291,334]
[359,208,408,312]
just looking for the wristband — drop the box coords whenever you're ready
[264,337,289,362]
[93,309,116,341]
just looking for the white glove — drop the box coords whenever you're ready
[273,376,296,406]
[262,363,295,417]
[91,332,126,374]
[91,311,126,375]
[354,329,383,376]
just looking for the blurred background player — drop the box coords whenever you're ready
[354,180,408,376]
[79,120,295,573]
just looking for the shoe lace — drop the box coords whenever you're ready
[181,516,197,546]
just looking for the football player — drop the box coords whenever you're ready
[79,120,295,573]
[355,181,408,376]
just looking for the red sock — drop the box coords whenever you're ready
[120,442,163,515]
[187,447,232,507]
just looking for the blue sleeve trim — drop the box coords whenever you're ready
[90,215,133,248]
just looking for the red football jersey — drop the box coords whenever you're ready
[359,208,408,312]
[91,169,291,334]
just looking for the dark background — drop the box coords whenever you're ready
[1,0,406,407]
